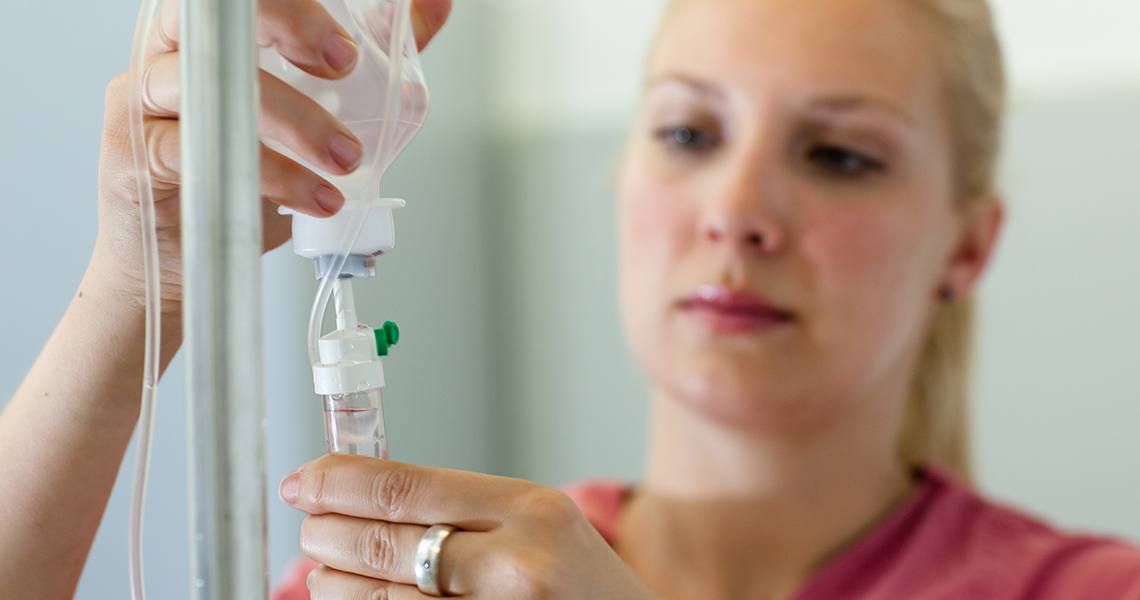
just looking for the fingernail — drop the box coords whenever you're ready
[328,132,363,172]
[322,33,358,73]
[280,472,301,504]
[314,184,345,215]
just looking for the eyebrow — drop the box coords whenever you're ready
[647,72,916,126]
[805,95,917,127]
[645,73,726,99]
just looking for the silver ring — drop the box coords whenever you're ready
[415,524,457,597]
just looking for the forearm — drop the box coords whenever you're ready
[0,258,182,598]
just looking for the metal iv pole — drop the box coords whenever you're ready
[179,0,268,596]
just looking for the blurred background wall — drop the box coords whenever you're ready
[0,0,1136,597]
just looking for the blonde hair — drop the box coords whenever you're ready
[656,0,1007,481]
[900,0,1005,482]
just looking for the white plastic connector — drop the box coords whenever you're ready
[312,279,386,395]
[313,325,386,396]
[278,197,406,259]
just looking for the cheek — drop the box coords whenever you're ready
[616,160,699,361]
[805,212,919,296]
[800,203,938,348]
[617,166,695,295]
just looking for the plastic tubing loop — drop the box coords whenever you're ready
[127,0,163,598]
[307,0,412,367]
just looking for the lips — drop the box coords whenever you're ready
[677,285,795,334]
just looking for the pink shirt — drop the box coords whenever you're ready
[274,468,1140,599]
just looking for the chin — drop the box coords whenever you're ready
[655,351,816,432]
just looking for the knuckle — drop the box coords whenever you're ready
[513,569,556,599]
[492,548,556,600]
[520,582,556,600]
[302,467,329,509]
[139,58,166,116]
[142,125,163,180]
[358,523,399,574]
[144,121,180,185]
[366,588,392,600]
[521,487,580,527]
[306,564,321,590]
[369,468,415,519]
[298,516,320,555]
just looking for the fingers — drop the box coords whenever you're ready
[301,517,482,596]
[139,53,178,118]
[145,0,180,56]
[135,46,357,216]
[257,0,359,79]
[260,70,364,175]
[261,145,346,217]
[140,119,180,190]
[148,0,358,79]
[147,119,348,217]
[141,53,364,177]
[281,456,532,527]
[411,0,452,50]
[109,0,451,230]
[262,197,294,252]
[147,0,452,72]
[301,515,426,584]
[111,116,343,218]
[307,565,435,600]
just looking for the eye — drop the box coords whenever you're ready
[653,125,718,153]
[807,145,885,178]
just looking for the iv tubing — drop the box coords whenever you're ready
[333,279,358,330]
[306,0,412,369]
[307,0,410,465]
[127,0,163,598]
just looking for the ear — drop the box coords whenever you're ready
[940,196,1005,299]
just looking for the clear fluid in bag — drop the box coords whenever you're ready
[258,0,428,202]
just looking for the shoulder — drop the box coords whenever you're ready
[920,468,1140,598]
[271,558,317,600]
[561,479,630,545]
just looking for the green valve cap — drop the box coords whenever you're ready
[374,321,400,357]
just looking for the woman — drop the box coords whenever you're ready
[2,0,1138,598]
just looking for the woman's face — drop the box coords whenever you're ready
[618,0,997,432]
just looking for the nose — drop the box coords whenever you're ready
[704,223,773,249]
[699,154,785,254]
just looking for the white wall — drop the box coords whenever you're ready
[486,0,665,131]
[993,0,1140,94]
[976,88,1140,537]
[488,0,1140,125]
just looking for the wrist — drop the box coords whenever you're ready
[88,237,184,317]
[81,250,185,368]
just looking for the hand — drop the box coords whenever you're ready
[92,0,452,313]
[281,455,657,599]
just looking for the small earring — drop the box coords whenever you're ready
[939,284,956,303]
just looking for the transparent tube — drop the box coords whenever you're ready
[305,0,414,368]
[126,0,163,599]
[305,0,415,460]
[323,390,389,458]
[322,279,389,459]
